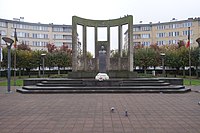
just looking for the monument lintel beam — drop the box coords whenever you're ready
[73,15,133,27]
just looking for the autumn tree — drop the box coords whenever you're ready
[191,47,199,77]
[135,48,159,74]
[17,42,31,51]
[134,43,144,49]
[177,40,185,48]
[149,43,160,51]
[46,43,57,53]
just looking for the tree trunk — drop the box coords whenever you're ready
[183,67,186,78]
[153,66,156,70]
[195,65,198,78]
[175,67,179,77]
[58,67,60,75]
[48,67,51,78]
[144,67,147,75]
[19,69,21,78]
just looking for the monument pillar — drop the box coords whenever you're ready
[107,26,110,71]
[95,26,98,71]
[128,16,133,71]
[118,25,122,70]
[83,25,87,71]
[72,19,77,71]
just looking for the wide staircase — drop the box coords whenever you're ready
[17,78,191,93]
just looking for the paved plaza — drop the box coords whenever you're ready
[0,86,199,133]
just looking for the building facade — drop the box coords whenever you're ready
[0,18,72,50]
[124,17,200,49]
[1,17,200,51]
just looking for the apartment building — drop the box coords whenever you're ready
[1,17,200,51]
[0,18,72,50]
[124,17,200,49]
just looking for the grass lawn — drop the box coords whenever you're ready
[0,78,200,86]
[0,79,23,86]
[183,79,200,86]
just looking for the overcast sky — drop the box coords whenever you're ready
[0,0,199,54]
[0,0,199,25]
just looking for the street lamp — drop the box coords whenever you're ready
[41,53,46,77]
[2,37,14,93]
[160,53,166,77]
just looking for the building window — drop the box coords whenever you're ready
[54,42,63,46]
[141,34,150,38]
[133,42,141,46]
[13,24,22,29]
[169,40,177,45]
[169,24,176,29]
[63,28,72,33]
[53,27,63,32]
[133,34,141,39]
[141,26,151,31]
[32,33,48,39]
[21,40,29,45]
[32,26,48,31]
[67,43,72,49]
[41,26,48,31]
[13,32,29,38]
[133,27,140,32]
[157,25,166,30]
[54,34,63,39]
[182,22,192,27]
[33,41,39,46]
[169,23,181,29]
[156,33,166,38]
[0,22,7,27]
[63,35,72,40]
[32,41,48,46]
[168,31,179,37]
[0,30,6,36]
[182,30,193,36]
[157,41,166,45]
[142,41,150,46]
[175,23,181,28]
[13,24,30,30]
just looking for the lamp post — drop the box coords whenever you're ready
[196,38,200,77]
[160,53,165,77]
[41,53,46,77]
[0,33,2,78]
[2,37,14,93]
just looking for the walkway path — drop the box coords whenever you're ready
[0,86,199,133]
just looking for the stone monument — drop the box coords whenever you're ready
[99,46,106,73]
[95,46,109,81]
[72,16,133,71]
[69,15,136,78]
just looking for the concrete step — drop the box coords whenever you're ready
[122,80,165,83]
[41,80,83,84]
[22,85,185,90]
[121,82,170,86]
[37,82,170,87]
[37,83,85,87]
[17,87,191,94]
[19,78,189,94]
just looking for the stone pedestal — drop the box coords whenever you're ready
[95,73,109,81]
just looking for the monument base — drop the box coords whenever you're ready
[95,73,109,81]
[68,71,137,79]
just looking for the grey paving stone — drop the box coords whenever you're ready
[0,86,199,133]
